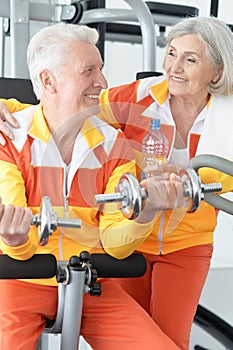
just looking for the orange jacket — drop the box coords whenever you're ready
[99,76,233,254]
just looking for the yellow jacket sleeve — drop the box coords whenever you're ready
[0,161,38,260]
[99,161,154,259]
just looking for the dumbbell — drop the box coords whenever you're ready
[94,169,222,219]
[31,196,82,245]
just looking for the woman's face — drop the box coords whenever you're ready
[164,34,220,99]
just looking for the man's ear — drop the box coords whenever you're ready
[39,70,56,94]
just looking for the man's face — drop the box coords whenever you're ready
[55,41,108,118]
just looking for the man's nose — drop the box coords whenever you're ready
[94,71,108,89]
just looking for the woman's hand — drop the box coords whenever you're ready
[0,101,19,145]
[0,199,32,246]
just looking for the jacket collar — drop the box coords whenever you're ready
[150,79,169,106]
[29,103,105,149]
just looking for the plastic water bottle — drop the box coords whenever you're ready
[141,119,169,179]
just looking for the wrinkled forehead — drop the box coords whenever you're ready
[169,34,208,55]
[68,40,103,66]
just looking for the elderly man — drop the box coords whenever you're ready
[0,23,183,350]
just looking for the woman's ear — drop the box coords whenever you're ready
[39,70,56,94]
[211,66,223,84]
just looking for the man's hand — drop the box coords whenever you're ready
[0,101,19,145]
[136,173,185,223]
[0,199,32,246]
[142,163,184,177]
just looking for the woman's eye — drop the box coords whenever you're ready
[187,57,196,63]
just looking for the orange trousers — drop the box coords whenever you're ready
[114,244,213,350]
[0,279,179,350]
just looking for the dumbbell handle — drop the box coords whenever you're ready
[95,169,222,219]
[31,196,82,245]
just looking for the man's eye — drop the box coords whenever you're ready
[168,51,175,56]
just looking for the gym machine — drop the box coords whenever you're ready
[0,0,156,78]
[0,251,146,350]
[0,0,199,79]
[0,195,147,350]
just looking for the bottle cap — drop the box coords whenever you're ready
[151,119,160,129]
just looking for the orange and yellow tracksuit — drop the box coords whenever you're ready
[0,104,155,269]
[99,75,233,254]
[0,103,180,350]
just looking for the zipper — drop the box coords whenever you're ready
[63,163,70,218]
[59,164,70,260]
[64,195,69,218]
[158,211,166,254]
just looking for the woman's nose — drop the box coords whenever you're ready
[170,58,183,72]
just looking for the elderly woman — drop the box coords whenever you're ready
[1,16,233,350]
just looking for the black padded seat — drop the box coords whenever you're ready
[0,77,39,104]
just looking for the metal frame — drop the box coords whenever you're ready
[0,250,147,350]
[194,304,233,349]
[210,0,219,16]
[0,0,156,78]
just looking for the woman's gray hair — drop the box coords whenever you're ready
[166,16,233,96]
[27,23,99,99]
